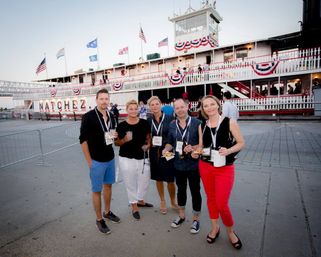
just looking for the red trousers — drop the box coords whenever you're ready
[199,160,235,227]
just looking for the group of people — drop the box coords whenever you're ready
[79,88,245,250]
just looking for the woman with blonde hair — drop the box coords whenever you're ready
[192,95,245,249]
[115,100,153,220]
[147,96,177,214]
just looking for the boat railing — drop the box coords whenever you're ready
[11,47,321,100]
[189,95,314,112]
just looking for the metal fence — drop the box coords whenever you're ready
[0,122,80,169]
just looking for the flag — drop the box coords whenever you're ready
[87,38,97,48]
[158,37,168,47]
[89,54,97,62]
[118,46,128,55]
[56,48,65,59]
[139,26,146,43]
[36,58,46,74]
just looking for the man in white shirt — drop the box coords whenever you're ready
[222,91,239,120]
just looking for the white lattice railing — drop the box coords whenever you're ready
[189,95,314,112]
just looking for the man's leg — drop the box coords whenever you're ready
[92,191,102,220]
[103,184,112,213]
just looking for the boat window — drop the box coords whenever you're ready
[223,51,233,62]
[236,48,248,60]
[175,13,206,36]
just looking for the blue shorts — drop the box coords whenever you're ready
[90,159,116,192]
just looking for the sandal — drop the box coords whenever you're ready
[230,232,242,250]
[160,201,167,214]
[206,227,220,244]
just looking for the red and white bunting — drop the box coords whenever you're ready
[168,74,185,85]
[251,60,280,76]
[73,88,81,95]
[112,83,123,91]
[50,89,57,97]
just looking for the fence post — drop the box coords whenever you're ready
[37,129,45,166]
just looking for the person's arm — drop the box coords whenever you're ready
[162,123,174,155]
[114,128,131,146]
[219,119,245,156]
[142,132,151,151]
[79,114,92,167]
[81,141,92,167]
[114,137,127,146]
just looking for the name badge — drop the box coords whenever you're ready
[152,136,162,146]
[211,150,226,167]
[105,132,114,146]
[176,141,183,155]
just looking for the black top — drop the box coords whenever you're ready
[201,117,236,165]
[79,107,116,162]
[117,119,150,159]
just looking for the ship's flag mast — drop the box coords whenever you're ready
[139,24,146,61]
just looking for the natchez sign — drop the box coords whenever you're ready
[36,97,94,113]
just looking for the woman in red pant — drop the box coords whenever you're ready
[192,95,245,249]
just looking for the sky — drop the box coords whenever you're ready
[0,0,303,82]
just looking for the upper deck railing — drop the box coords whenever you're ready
[11,47,321,100]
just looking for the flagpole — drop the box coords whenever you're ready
[140,37,143,62]
[44,52,48,79]
[64,48,68,76]
[167,39,169,57]
[139,24,143,61]
[96,38,100,70]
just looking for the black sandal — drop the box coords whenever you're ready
[230,232,242,249]
[206,227,220,244]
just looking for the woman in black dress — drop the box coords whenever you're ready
[147,96,178,214]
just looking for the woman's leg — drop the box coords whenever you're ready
[199,161,220,235]
[137,159,151,203]
[119,157,138,206]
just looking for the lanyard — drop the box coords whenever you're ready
[176,116,191,142]
[203,116,222,148]
[95,107,111,132]
[152,114,165,136]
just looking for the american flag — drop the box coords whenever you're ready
[36,58,46,74]
[158,37,168,47]
[118,46,128,55]
[139,26,146,43]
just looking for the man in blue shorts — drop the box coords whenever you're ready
[79,88,120,234]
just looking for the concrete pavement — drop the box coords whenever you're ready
[0,120,320,257]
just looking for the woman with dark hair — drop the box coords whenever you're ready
[192,95,245,249]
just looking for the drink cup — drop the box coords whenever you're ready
[110,129,116,138]
[126,131,133,141]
